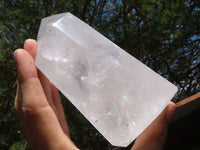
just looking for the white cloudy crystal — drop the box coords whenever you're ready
[35,12,178,147]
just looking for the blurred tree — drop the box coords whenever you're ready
[0,0,199,149]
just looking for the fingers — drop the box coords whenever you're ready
[24,40,60,118]
[14,49,77,150]
[24,39,37,59]
[131,101,175,150]
[24,39,52,104]
[24,39,70,135]
[37,70,55,107]
[14,49,48,116]
[50,83,70,137]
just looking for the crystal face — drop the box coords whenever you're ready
[35,12,178,147]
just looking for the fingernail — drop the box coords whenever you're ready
[165,102,175,121]
[24,39,31,50]
[24,39,35,49]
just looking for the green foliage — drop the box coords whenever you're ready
[9,140,27,150]
[0,0,199,149]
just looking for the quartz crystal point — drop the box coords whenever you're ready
[35,12,178,147]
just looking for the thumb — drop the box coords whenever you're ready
[131,101,175,150]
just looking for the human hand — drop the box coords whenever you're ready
[131,101,175,150]
[14,39,79,150]
[14,39,175,150]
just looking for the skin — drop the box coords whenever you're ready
[14,39,176,150]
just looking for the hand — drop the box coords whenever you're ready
[14,39,79,150]
[14,39,175,150]
[131,101,175,150]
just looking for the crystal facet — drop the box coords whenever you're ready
[35,12,178,147]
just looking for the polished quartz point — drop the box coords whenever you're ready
[35,12,178,147]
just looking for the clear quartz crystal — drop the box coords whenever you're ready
[35,12,178,147]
